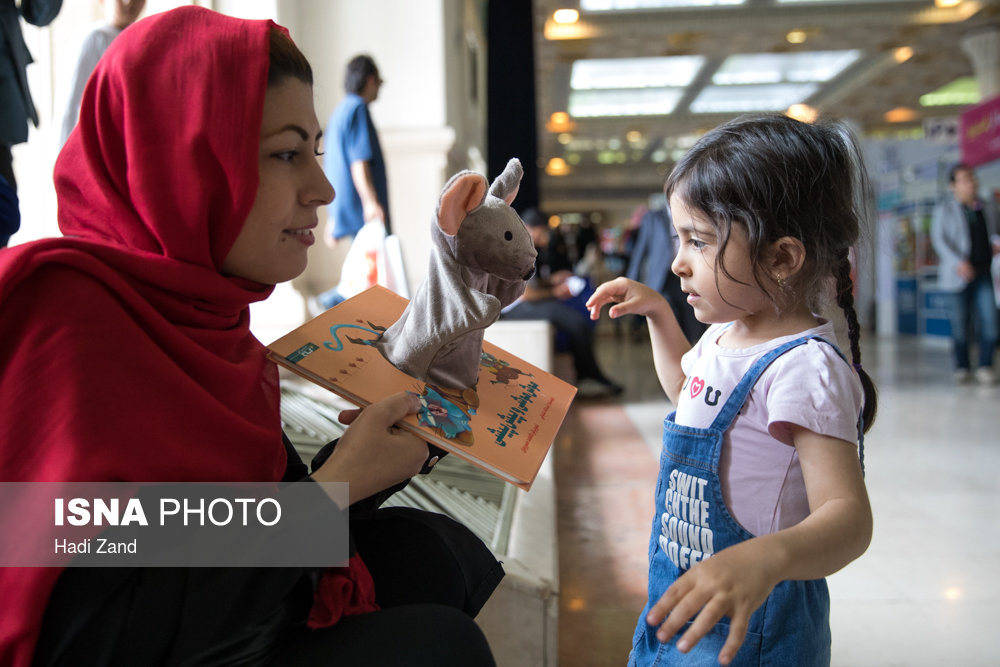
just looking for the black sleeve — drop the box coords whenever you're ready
[310,438,448,512]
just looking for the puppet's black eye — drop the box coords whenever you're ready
[504,231,513,241]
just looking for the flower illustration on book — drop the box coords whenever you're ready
[412,387,473,445]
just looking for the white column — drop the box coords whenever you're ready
[961,26,1000,100]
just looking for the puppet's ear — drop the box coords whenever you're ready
[438,173,487,236]
[488,158,523,206]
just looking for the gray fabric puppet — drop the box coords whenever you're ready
[377,158,537,391]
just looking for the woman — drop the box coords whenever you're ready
[0,7,500,665]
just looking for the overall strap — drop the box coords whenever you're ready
[705,335,865,472]
[708,335,831,433]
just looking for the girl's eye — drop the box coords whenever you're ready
[688,238,707,251]
[274,150,298,162]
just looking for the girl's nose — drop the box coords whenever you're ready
[671,254,687,277]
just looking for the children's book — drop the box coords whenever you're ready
[266,285,576,490]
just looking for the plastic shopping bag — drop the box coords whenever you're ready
[335,220,408,300]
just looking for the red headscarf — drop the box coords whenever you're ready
[0,7,301,663]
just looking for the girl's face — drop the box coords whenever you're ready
[669,193,773,327]
[221,78,334,285]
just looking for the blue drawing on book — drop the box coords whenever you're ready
[322,322,385,351]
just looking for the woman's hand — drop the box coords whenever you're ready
[586,277,667,321]
[646,540,779,666]
[311,392,428,503]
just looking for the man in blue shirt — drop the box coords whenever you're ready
[318,54,389,309]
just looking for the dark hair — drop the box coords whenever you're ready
[344,54,378,94]
[665,113,878,433]
[268,28,312,87]
[521,207,547,229]
[948,162,973,183]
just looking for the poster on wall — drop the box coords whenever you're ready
[960,94,1000,166]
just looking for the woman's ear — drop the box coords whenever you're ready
[767,236,807,279]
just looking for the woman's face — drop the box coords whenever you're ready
[221,78,334,285]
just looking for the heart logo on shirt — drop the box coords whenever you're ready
[690,376,704,398]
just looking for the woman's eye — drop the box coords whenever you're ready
[274,150,298,162]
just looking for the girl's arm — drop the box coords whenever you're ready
[646,427,872,666]
[586,277,691,402]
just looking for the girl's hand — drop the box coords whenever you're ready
[646,541,779,666]
[586,277,666,321]
[312,392,428,503]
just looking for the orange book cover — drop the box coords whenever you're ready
[266,286,577,490]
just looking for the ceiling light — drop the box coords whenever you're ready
[546,112,577,132]
[713,51,860,85]
[920,76,981,106]
[935,0,962,7]
[884,107,918,123]
[691,83,819,113]
[626,130,643,143]
[786,30,807,44]
[571,56,705,89]
[569,88,686,117]
[553,9,580,23]
[558,133,574,145]
[546,157,572,176]
[786,104,818,123]
[894,47,914,63]
[582,0,746,8]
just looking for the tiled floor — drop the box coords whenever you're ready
[556,330,1000,667]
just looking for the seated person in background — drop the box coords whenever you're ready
[502,207,623,398]
[0,8,501,666]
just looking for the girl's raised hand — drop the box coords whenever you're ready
[586,277,666,321]
[645,540,779,666]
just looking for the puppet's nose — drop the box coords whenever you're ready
[523,267,535,281]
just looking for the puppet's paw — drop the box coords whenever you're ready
[461,387,481,410]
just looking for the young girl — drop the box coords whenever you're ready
[587,113,876,667]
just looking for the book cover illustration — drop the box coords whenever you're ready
[267,286,576,490]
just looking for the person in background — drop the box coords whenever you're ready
[0,0,63,192]
[930,163,1000,385]
[0,8,501,665]
[0,174,17,247]
[626,203,706,344]
[59,0,146,146]
[317,53,389,310]
[502,207,623,398]
[588,113,874,666]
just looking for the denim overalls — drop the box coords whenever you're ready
[630,335,862,667]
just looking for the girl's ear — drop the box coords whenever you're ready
[767,236,807,279]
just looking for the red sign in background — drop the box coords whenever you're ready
[960,94,1000,167]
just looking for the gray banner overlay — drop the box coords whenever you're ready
[0,482,349,567]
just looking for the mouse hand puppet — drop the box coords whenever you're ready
[377,158,537,391]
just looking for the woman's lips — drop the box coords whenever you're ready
[284,227,315,246]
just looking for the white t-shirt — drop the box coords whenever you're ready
[676,320,864,537]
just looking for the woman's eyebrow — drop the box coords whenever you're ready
[267,124,322,142]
